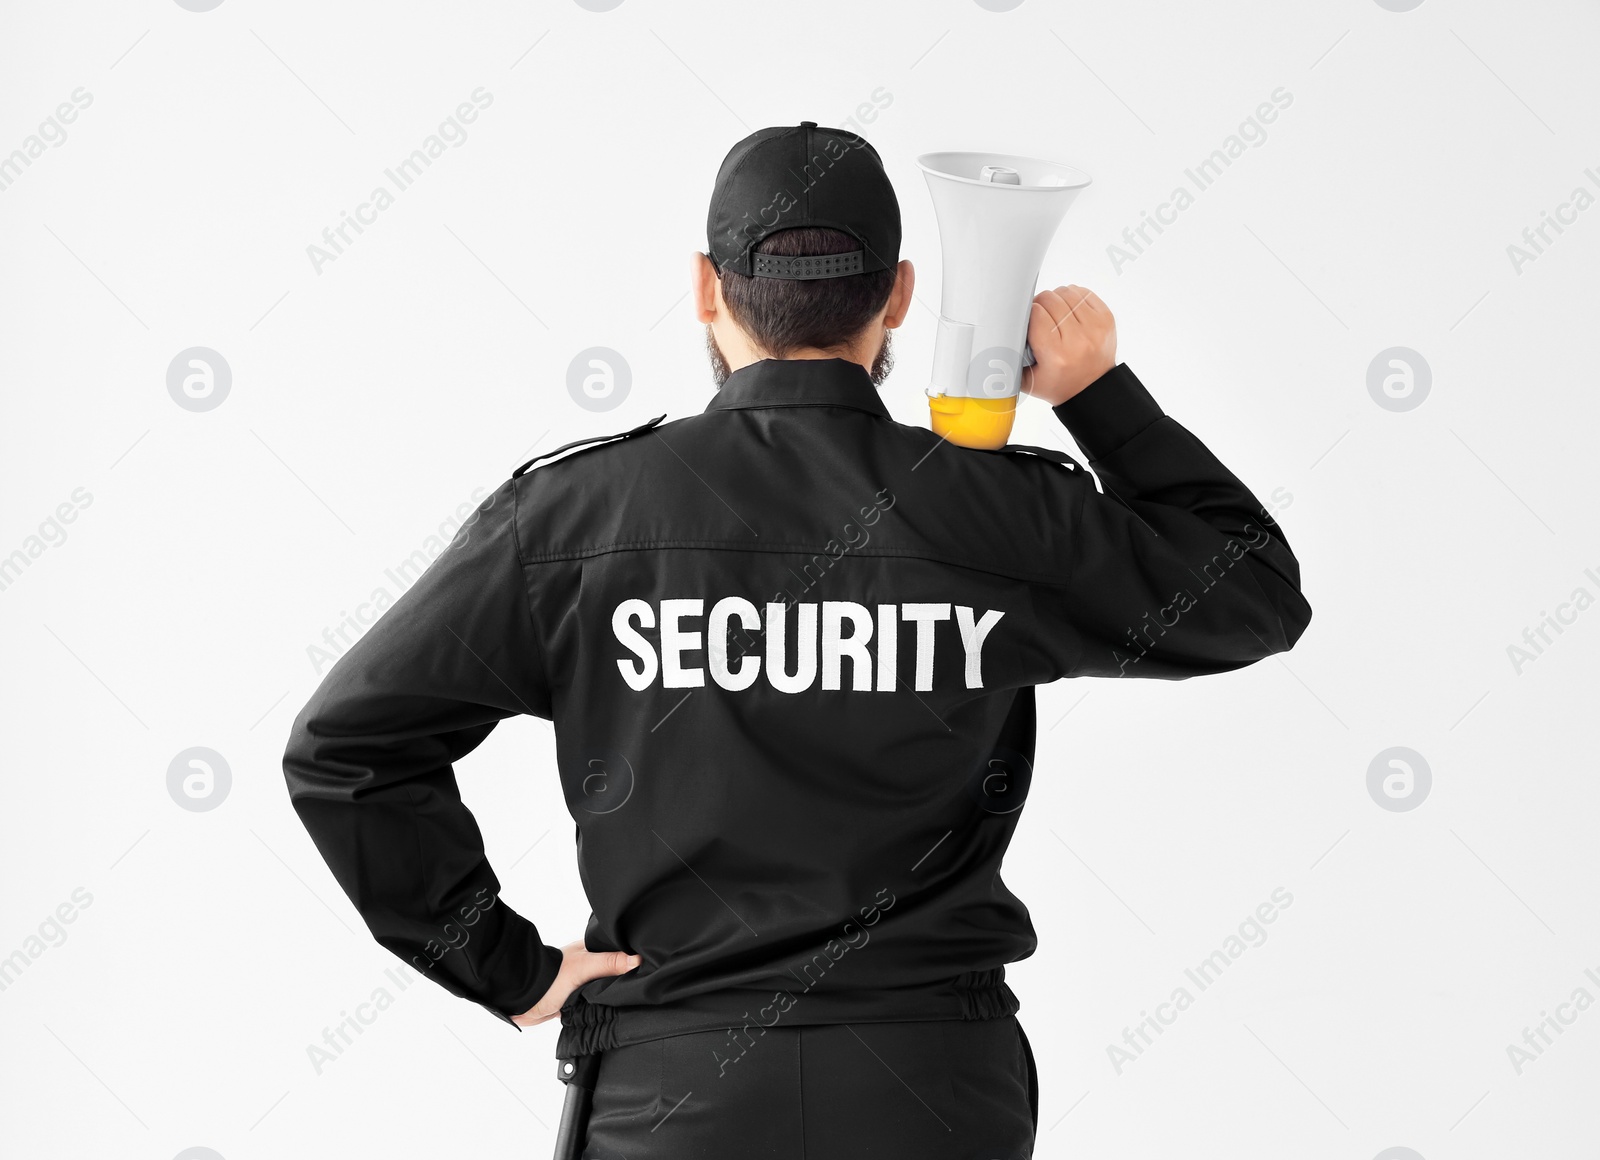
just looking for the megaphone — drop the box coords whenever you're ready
[917,152,1092,449]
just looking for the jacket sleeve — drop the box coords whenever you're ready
[282,478,563,1026]
[1036,363,1313,679]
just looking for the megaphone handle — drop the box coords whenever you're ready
[1021,341,1035,369]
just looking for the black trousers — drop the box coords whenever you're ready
[581,1016,1037,1160]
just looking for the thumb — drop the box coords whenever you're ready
[607,951,643,975]
[579,950,642,982]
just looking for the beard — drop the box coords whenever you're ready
[706,327,895,388]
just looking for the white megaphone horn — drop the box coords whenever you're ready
[917,152,1091,449]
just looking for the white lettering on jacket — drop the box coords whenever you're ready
[611,599,1004,693]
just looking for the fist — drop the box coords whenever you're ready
[511,940,641,1028]
[1022,285,1117,406]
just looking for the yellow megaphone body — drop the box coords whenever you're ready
[917,152,1092,449]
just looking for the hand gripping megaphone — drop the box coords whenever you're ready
[917,152,1092,449]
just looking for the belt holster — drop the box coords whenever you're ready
[551,1053,602,1160]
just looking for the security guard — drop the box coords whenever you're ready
[283,122,1312,1159]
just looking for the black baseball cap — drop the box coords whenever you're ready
[706,121,901,280]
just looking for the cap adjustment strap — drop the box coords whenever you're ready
[750,251,864,280]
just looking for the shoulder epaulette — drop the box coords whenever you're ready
[512,414,667,479]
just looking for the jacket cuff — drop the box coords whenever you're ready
[1052,363,1164,461]
[483,940,565,1030]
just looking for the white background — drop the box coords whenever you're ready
[1,0,1596,1157]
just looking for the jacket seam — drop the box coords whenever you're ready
[509,479,555,711]
[519,539,1078,588]
[705,400,889,418]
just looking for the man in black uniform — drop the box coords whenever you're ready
[284,123,1311,1159]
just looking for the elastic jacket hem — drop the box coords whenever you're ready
[553,967,1020,1056]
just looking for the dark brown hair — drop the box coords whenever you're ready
[717,228,897,357]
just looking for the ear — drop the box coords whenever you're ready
[691,252,722,323]
[882,260,916,330]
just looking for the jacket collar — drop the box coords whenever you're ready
[705,358,890,419]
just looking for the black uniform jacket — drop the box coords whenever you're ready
[283,358,1312,1057]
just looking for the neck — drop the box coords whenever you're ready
[708,325,891,389]
[723,339,879,376]
[770,347,859,365]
